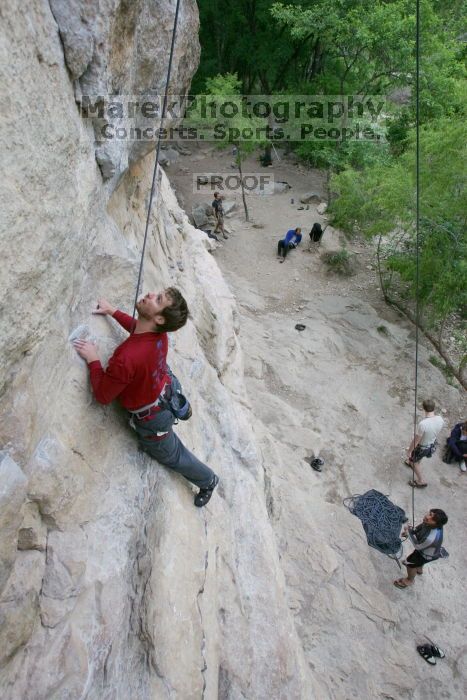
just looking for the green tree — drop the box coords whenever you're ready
[330,117,467,382]
[193,0,316,93]
[188,73,267,221]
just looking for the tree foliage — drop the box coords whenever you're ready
[188,72,267,220]
[330,117,467,324]
[193,0,466,378]
[193,0,313,93]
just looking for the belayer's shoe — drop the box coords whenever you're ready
[194,474,219,508]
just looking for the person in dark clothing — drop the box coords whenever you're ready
[447,420,467,471]
[73,290,219,508]
[394,509,448,589]
[309,222,323,242]
[308,222,327,251]
[212,192,228,239]
[260,143,273,166]
[277,227,302,262]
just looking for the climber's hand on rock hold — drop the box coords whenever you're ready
[93,298,116,316]
[73,339,99,363]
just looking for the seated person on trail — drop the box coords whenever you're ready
[394,508,448,589]
[309,222,323,245]
[405,398,444,487]
[73,290,219,508]
[277,227,302,262]
[447,420,467,472]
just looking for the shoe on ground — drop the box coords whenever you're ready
[223,233,229,239]
[430,644,445,659]
[310,457,324,472]
[460,460,466,472]
[417,645,437,665]
[194,474,219,508]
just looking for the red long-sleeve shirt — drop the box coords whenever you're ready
[87,310,170,410]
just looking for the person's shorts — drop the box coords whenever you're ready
[405,550,431,568]
[410,443,435,463]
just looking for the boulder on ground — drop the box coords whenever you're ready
[317,202,328,215]
[300,192,323,204]
[192,203,216,228]
[223,200,237,216]
[160,147,179,163]
[273,181,291,194]
[173,144,192,156]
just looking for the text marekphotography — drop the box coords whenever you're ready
[79,95,387,142]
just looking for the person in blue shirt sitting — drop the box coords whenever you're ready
[277,227,302,262]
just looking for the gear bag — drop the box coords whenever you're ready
[162,370,192,421]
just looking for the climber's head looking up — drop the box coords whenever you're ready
[136,287,189,332]
[423,509,448,528]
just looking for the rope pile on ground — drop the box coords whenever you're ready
[344,489,407,559]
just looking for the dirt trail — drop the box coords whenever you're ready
[169,145,467,699]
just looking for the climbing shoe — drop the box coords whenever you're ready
[417,644,444,665]
[417,645,437,665]
[310,457,324,472]
[194,475,219,508]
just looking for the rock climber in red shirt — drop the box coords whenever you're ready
[73,288,219,507]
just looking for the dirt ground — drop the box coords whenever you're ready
[169,144,467,698]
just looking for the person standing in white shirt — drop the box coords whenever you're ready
[405,399,445,487]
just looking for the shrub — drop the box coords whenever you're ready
[321,249,355,276]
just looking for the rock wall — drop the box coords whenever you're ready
[0,2,321,698]
[50,0,200,179]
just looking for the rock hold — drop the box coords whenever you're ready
[17,502,47,552]
[0,453,28,596]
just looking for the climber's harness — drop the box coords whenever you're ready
[128,383,170,421]
[128,372,192,432]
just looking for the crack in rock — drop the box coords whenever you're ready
[196,513,209,699]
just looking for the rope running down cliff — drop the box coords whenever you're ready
[410,0,421,527]
[132,0,182,320]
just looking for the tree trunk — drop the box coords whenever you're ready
[383,295,466,389]
[376,232,390,302]
[237,150,249,222]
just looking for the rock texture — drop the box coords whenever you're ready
[49,0,200,180]
[0,2,321,698]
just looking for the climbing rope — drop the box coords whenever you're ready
[131,0,182,320]
[345,3,422,554]
[410,0,421,526]
[343,490,407,560]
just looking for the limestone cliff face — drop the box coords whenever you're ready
[49,0,200,179]
[0,3,319,698]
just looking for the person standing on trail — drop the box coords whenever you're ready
[73,290,219,508]
[212,192,228,239]
[394,508,448,589]
[405,399,444,488]
[277,227,302,262]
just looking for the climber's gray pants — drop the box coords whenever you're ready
[131,408,215,489]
